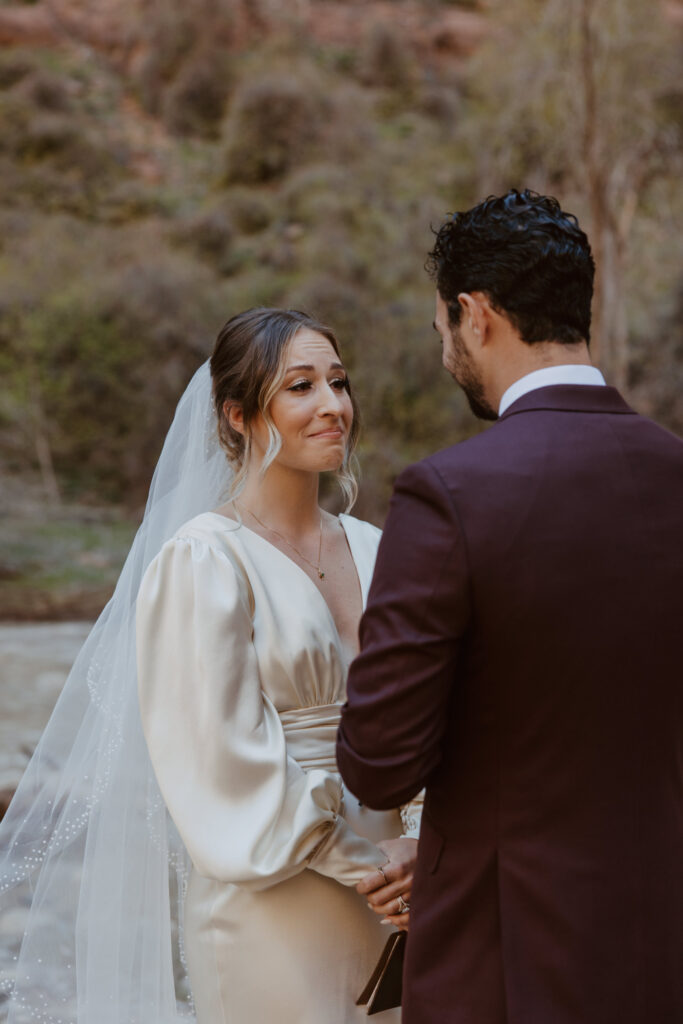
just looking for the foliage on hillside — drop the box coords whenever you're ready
[0,0,680,526]
[462,0,683,396]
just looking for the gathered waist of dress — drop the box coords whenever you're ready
[279,702,342,772]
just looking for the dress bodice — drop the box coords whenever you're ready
[136,510,390,890]
[182,512,379,713]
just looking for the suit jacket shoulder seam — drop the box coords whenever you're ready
[501,405,636,421]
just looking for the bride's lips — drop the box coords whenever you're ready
[308,427,344,439]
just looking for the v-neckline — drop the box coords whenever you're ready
[204,511,366,659]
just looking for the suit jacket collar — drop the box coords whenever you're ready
[499,384,634,420]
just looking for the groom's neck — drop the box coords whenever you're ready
[486,334,593,413]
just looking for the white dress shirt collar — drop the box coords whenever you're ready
[498,365,606,417]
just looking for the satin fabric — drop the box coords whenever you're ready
[137,512,414,1023]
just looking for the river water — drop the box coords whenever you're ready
[0,623,192,1021]
[0,622,92,1021]
[0,622,92,794]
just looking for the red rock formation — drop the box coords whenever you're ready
[0,0,489,64]
[0,5,65,47]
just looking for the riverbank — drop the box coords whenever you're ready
[0,482,138,620]
[0,621,91,798]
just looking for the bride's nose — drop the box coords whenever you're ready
[317,382,345,415]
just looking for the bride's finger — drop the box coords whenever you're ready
[364,876,413,908]
[366,886,413,915]
[356,866,393,896]
[381,912,410,930]
[359,854,410,892]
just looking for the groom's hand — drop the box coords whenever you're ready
[357,837,417,930]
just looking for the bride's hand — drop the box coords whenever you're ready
[356,837,417,930]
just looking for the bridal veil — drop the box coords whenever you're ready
[0,362,229,1023]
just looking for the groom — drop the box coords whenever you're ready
[337,190,683,1024]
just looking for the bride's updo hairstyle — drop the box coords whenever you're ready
[210,307,360,509]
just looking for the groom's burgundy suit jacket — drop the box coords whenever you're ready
[337,385,683,1024]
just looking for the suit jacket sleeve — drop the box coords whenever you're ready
[337,459,470,809]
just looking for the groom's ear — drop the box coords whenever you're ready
[457,292,490,346]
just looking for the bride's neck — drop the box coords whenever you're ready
[237,461,321,537]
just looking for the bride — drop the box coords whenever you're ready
[0,307,420,1023]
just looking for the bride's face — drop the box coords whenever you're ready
[252,328,354,474]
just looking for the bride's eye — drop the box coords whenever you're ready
[287,379,312,392]
[330,376,349,391]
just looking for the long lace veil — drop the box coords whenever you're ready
[0,362,230,1023]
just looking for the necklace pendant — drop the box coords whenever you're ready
[318,570,325,579]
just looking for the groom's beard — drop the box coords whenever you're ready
[448,328,498,422]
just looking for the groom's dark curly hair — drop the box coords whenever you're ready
[426,189,595,345]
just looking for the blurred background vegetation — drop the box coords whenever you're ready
[0,0,681,618]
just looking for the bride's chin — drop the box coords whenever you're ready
[314,453,346,473]
[301,444,346,474]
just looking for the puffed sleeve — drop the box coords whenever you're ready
[400,791,424,840]
[136,534,384,891]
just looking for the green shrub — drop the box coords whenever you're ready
[172,210,236,274]
[0,92,34,155]
[224,189,274,235]
[14,114,79,161]
[0,53,34,90]
[163,48,233,138]
[419,84,461,129]
[97,181,170,225]
[19,71,73,113]
[281,164,352,226]
[223,74,328,184]
[357,24,418,93]
[0,88,117,191]
[0,247,230,502]
[286,275,368,370]
[132,0,234,117]
[133,9,200,115]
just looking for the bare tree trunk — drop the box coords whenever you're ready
[611,201,631,393]
[27,370,62,507]
[577,0,631,389]
[578,0,609,376]
[599,224,629,391]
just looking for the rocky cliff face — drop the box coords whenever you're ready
[0,0,488,65]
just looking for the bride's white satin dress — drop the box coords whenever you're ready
[136,512,419,1023]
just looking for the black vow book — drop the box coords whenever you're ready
[356,930,406,1015]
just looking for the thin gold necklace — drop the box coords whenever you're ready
[240,503,326,580]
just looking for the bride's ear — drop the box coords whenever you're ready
[225,402,245,436]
